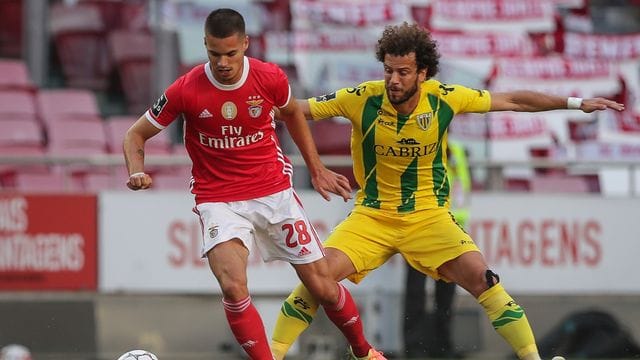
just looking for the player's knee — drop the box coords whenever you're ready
[305,281,339,306]
[219,279,249,301]
[485,269,500,288]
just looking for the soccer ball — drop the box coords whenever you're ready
[116,349,159,360]
[0,344,32,360]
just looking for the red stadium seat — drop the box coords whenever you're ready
[310,119,356,188]
[105,115,172,155]
[46,118,108,155]
[45,117,110,185]
[36,88,100,124]
[78,0,125,29]
[8,171,72,193]
[503,177,532,192]
[0,118,47,176]
[529,145,567,176]
[108,29,154,114]
[0,118,44,149]
[311,119,352,155]
[0,0,23,58]
[74,171,116,191]
[529,175,590,193]
[151,166,192,191]
[49,2,111,90]
[0,90,38,121]
[0,59,34,91]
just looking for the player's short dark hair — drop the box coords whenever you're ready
[204,8,246,38]
[375,22,440,79]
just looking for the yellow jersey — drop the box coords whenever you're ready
[309,79,490,213]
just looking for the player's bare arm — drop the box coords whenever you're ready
[490,90,625,113]
[278,97,352,202]
[123,116,161,190]
[297,99,313,119]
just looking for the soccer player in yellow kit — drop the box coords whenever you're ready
[270,22,624,360]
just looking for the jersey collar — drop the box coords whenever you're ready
[204,56,250,91]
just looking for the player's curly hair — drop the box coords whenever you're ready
[375,22,440,79]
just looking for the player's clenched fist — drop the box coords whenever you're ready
[126,172,152,190]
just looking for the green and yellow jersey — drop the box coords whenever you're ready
[309,79,490,214]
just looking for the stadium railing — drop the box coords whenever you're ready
[0,154,638,196]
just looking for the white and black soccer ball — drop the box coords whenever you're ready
[116,349,159,360]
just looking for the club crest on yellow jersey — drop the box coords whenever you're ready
[416,112,433,130]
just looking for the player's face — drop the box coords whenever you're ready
[204,33,249,85]
[383,53,426,106]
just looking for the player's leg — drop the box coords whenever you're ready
[293,250,375,358]
[438,252,540,360]
[270,282,318,359]
[207,239,274,359]
[271,206,394,360]
[402,208,542,360]
[196,202,274,360]
[271,247,356,359]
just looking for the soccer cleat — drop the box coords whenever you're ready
[348,347,387,360]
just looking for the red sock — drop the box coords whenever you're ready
[223,296,273,360]
[322,284,371,357]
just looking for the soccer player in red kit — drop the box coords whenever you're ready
[122,8,386,360]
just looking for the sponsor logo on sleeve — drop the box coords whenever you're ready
[314,92,336,102]
[151,93,168,117]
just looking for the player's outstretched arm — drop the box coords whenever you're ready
[490,90,625,113]
[279,97,352,202]
[123,115,161,190]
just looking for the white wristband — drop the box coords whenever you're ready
[129,172,146,178]
[567,97,583,110]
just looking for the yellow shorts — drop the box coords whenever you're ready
[324,205,479,283]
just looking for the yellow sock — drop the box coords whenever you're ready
[478,284,540,360]
[270,283,319,360]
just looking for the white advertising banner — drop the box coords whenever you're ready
[100,192,640,295]
[468,194,640,294]
[99,190,404,294]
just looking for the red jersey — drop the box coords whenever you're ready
[145,57,293,203]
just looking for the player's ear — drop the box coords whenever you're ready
[243,35,249,52]
[418,67,427,82]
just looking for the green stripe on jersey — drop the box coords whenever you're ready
[361,95,383,209]
[397,157,418,212]
[428,94,454,206]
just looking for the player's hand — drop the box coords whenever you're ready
[581,98,625,113]
[126,172,152,190]
[310,167,352,202]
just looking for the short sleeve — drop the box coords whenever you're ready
[308,83,368,120]
[144,76,185,129]
[440,84,492,114]
[273,66,292,108]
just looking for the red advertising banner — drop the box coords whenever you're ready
[0,194,97,290]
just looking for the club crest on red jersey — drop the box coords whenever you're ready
[246,96,264,118]
[208,225,218,239]
[221,101,237,120]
